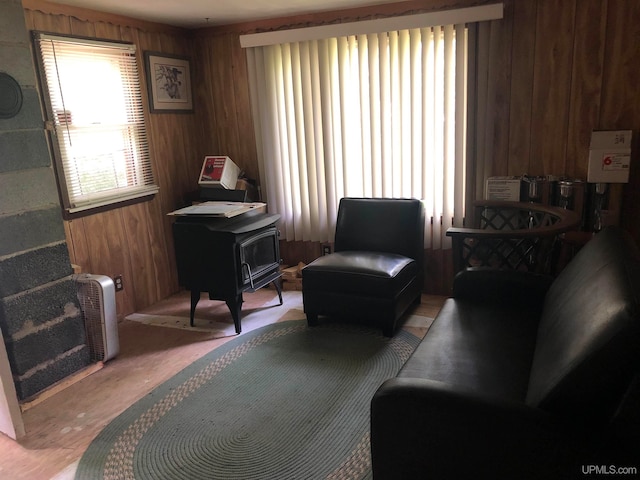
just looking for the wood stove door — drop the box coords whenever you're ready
[238,227,280,291]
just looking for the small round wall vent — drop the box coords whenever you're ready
[0,72,23,119]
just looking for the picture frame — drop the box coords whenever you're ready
[144,52,193,113]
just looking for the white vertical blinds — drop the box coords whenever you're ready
[33,33,157,213]
[246,23,467,248]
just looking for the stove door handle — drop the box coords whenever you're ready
[241,262,255,290]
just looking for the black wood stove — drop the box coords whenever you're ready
[172,210,283,334]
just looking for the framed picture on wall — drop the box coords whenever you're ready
[144,52,193,113]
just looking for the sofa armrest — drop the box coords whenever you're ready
[370,377,574,479]
[452,267,553,307]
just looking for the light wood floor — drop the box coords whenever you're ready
[0,288,445,480]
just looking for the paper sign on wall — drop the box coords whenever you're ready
[587,130,632,183]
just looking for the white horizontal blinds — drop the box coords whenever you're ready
[246,24,466,248]
[34,33,157,212]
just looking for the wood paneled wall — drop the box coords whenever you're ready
[23,3,205,318]
[193,0,640,293]
[21,0,640,306]
[479,0,640,231]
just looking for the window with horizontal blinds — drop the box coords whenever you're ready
[33,32,158,214]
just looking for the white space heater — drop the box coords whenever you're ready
[74,274,119,362]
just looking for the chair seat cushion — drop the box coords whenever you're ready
[302,251,417,297]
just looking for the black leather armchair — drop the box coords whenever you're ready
[302,197,425,336]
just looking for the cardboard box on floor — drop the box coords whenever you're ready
[280,263,305,291]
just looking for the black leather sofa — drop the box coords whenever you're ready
[371,226,640,479]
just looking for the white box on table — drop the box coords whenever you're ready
[198,156,241,189]
[485,176,522,201]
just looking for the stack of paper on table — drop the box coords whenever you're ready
[168,202,266,218]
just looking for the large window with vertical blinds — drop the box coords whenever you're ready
[242,4,502,249]
[33,32,157,214]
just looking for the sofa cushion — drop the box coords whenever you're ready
[398,298,540,402]
[302,251,417,297]
[526,227,640,423]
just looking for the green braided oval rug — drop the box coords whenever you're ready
[75,320,420,480]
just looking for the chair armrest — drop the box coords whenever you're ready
[452,267,553,307]
[370,377,572,479]
[446,202,581,275]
